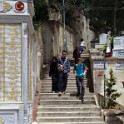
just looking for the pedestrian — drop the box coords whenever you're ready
[73,46,81,64]
[73,58,87,101]
[49,56,59,93]
[79,38,85,53]
[58,50,70,96]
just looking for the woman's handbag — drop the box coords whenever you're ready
[58,58,67,72]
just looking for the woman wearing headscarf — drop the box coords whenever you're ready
[49,56,59,93]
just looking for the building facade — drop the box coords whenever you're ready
[0,0,42,124]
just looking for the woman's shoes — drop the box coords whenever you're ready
[52,91,59,93]
[58,92,62,96]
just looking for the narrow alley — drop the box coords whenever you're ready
[0,1,124,124]
[36,56,105,124]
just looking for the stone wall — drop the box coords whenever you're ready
[72,11,95,49]
[88,27,96,49]
[102,110,124,124]
[41,21,75,64]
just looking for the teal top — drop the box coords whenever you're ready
[74,64,85,77]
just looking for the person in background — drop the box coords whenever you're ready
[73,58,87,101]
[58,50,70,96]
[49,56,59,93]
[79,38,85,54]
[73,46,81,64]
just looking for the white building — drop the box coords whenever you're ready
[0,0,42,124]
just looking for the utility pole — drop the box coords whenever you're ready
[62,0,67,51]
[103,53,106,108]
[114,0,118,35]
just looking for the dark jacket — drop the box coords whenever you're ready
[49,60,58,76]
[73,48,80,59]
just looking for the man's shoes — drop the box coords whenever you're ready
[81,98,84,102]
[79,96,84,100]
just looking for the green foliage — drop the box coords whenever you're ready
[102,43,107,53]
[102,36,114,53]
[105,68,121,109]
[33,0,49,21]
[33,0,124,33]
[99,96,106,109]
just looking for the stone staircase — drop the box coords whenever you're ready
[37,66,105,124]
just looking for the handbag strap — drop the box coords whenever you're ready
[59,57,67,66]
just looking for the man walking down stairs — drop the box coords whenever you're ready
[37,66,105,124]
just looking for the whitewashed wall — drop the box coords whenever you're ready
[91,56,124,106]
[0,0,43,124]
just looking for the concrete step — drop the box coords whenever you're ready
[42,84,88,88]
[43,73,87,76]
[39,99,95,105]
[43,79,88,83]
[37,65,105,124]
[37,116,103,122]
[43,76,87,79]
[40,92,94,96]
[42,82,88,86]
[43,78,78,81]
[43,78,87,81]
[40,96,94,100]
[42,86,89,89]
[38,122,105,124]
[43,81,88,85]
[37,105,100,112]
[40,92,94,97]
[37,111,101,117]
[41,88,90,93]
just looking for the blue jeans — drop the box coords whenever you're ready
[76,76,85,99]
[79,46,84,53]
[58,73,68,92]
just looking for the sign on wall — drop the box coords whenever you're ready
[93,61,106,69]
[113,50,124,58]
[0,24,22,102]
[0,1,12,13]
[115,62,124,70]
[113,37,124,50]
[118,51,124,58]
[14,1,25,12]
[0,1,27,14]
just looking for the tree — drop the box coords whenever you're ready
[33,0,124,33]
[105,68,121,109]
